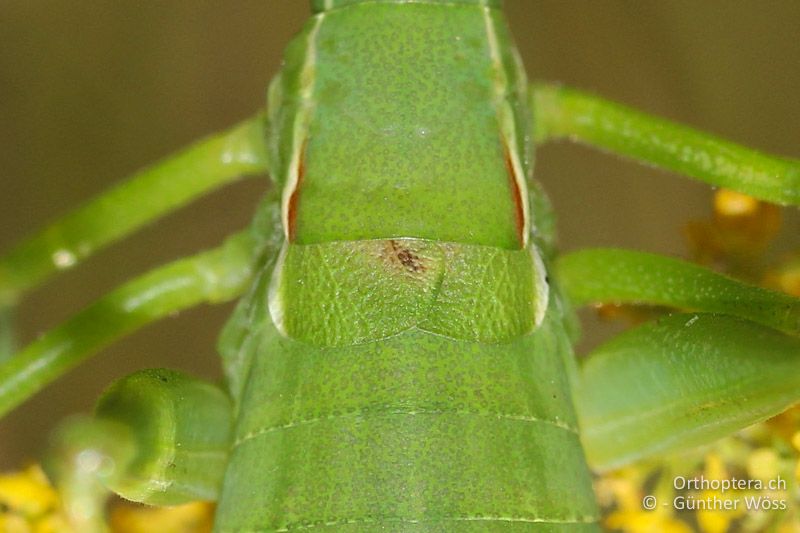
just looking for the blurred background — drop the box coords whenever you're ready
[0,1,798,468]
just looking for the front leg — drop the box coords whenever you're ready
[0,115,270,309]
[0,230,259,417]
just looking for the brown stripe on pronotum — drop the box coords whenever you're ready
[503,140,526,246]
[286,141,307,242]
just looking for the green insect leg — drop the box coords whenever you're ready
[0,115,271,394]
[531,83,800,206]
[45,369,233,532]
[575,313,800,472]
[0,114,270,308]
[556,248,800,335]
[0,230,261,418]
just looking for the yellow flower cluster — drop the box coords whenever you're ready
[109,502,214,533]
[595,410,800,532]
[0,464,213,533]
[0,465,72,533]
[685,189,782,278]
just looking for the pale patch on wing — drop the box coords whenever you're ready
[267,242,290,337]
[530,244,550,328]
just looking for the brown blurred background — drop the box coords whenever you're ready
[0,1,798,468]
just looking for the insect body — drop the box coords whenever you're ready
[215,2,596,528]
[1,1,799,532]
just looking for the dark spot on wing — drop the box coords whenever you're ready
[389,239,426,273]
